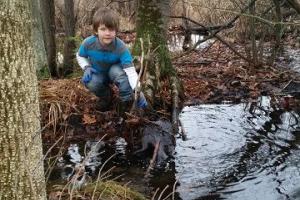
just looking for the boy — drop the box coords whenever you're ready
[76,8,147,114]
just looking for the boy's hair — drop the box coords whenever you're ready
[93,8,119,32]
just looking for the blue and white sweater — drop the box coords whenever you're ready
[76,35,138,89]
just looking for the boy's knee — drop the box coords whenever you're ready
[109,64,126,81]
[85,75,110,97]
[86,77,105,91]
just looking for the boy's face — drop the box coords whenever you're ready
[97,24,116,45]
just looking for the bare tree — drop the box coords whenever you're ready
[286,0,300,13]
[63,0,76,76]
[40,0,59,78]
[0,0,46,199]
[31,0,48,75]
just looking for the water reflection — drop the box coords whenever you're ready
[50,96,300,200]
[285,48,300,72]
[168,34,214,52]
[177,97,300,200]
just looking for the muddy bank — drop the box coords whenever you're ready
[40,38,300,148]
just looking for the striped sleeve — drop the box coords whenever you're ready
[78,43,88,57]
[117,39,134,69]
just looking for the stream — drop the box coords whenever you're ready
[52,96,300,200]
[176,97,300,200]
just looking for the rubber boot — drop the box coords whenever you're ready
[96,95,112,111]
[117,100,133,118]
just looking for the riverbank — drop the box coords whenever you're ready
[173,40,299,105]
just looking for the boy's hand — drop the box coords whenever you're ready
[82,66,97,85]
[137,92,148,109]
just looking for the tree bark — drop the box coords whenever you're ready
[249,0,258,66]
[286,0,300,14]
[269,0,284,64]
[134,0,173,78]
[63,0,76,76]
[0,1,46,199]
[32,0,48,73]
[40,0,59,78]
[133,0,183,131]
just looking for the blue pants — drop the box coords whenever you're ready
[85,64,133,102]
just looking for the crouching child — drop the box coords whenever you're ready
[76,8,147,115]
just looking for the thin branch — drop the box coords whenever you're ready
[106,0,134,7]
[131,38,145,113]
[144,140,160,178]
[169,15,252,62]
[31,136,63,175]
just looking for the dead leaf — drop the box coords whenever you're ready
[82,114,97,124]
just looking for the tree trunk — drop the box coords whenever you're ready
[182,0,192,51]
[269,0,284,64]
[32,0,48,73]
[133,0,183,131]
[0,1,46,199]
[286,0,300,13]
[63,0,76,76]
[134,0,173,75]
[40,0,59,78]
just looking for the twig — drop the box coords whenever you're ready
[169,0,258,62]
[151,188,161,200]
[131,38,145,113]
[32,136,63,175]
[160,178,179,200]
[178,119,187,141]
[170,76,180,134]
[99,166,116,180]
[144,140,160,178]
[142,35,152,83]
[92,153,116,200]
[173,16,252,62]
[158,185,169,200]
[172,179,179,200]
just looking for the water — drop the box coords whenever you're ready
[285,48,300,72]
[53,96,300,199]
[177,96,300,200]
[168,34,214,52]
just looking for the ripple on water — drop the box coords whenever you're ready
[176,99,300,200]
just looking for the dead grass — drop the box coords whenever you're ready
[39,78,97,132]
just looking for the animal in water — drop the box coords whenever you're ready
[134,119,175,166]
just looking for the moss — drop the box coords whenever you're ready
[132,0,175,78]
[84,181,147,200]
[37,65,51,80]
[48,180,148,200]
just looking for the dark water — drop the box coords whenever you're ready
[52,96,300,200]
[176,96,300,200]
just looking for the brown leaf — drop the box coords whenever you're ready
[82,114,97,124]
[48,191,62,200]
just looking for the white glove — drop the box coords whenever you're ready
[76,52,91,70]
[124,66,139,90]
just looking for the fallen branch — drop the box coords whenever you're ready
[286,0,300,14]
[168,0,257,63]
[170,76,180,134]
[178,119,187,141]
[131,38,145,113]
[144,140,160,178]
[181,24,235,35]
[171,16,252,63]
